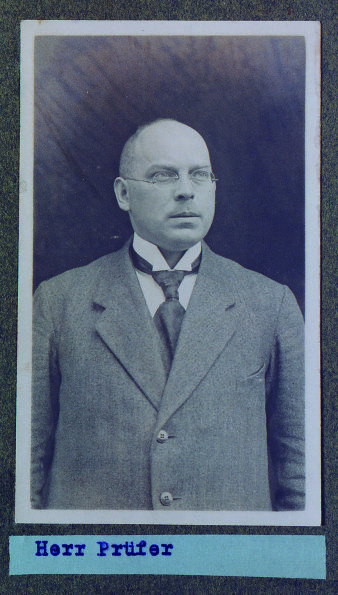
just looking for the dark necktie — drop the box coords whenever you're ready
[130,245,200,362]
[152,269,186,359]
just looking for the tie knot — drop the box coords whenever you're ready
[152,270,185,300]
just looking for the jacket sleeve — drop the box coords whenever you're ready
[31,282,61,509]
[266,285,305,510]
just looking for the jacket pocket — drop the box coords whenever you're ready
[237,362,266,385]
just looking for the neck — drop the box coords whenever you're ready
[159,248,186,269]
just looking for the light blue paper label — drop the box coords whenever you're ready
[9,535,325,578]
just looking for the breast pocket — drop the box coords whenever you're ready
[237,362,266,383]
[235,363,266,404]
[231,364,268,445]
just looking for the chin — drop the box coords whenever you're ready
[161,235,203,252]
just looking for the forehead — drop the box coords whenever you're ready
[133,123,211,171]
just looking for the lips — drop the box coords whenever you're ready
[170,212,200,218]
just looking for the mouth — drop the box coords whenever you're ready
[170,212,200,218]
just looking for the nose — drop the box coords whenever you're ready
[174,173,195,200]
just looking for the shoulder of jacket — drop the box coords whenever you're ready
[204,249,294,321]
[35,250,122,296]
[209,250,285,292]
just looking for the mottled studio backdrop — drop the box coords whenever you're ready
[34,36,305,312]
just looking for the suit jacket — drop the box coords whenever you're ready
[31,240,305,510]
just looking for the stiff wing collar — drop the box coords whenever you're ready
[133,232,202,272]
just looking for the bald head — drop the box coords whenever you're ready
[119,119,210,178]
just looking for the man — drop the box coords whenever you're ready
[31,119,305,511]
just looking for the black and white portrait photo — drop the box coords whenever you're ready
[16,21,320,525]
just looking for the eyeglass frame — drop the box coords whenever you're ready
[123,171,218,186]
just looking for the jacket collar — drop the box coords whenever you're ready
[92,240,239,422]
[92,241,167,411]
[154,241,239,432]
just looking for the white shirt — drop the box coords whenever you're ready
[133,233,201,317]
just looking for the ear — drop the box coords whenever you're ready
[114,177,130,212]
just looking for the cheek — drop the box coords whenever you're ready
[131,201,164,233]
[200,194,215,222]
[130,196,154,219]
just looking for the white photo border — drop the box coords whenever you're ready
[16,19,321,525]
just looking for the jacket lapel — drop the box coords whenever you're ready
[93,243,167,411]
[154,244,240,431]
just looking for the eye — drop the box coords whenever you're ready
[191,169,210,182]
[151,171,178,183]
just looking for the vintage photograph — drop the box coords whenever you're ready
[16,21,320,524]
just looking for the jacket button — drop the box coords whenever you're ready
[157,429,169,443]
[160,492,173,506]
